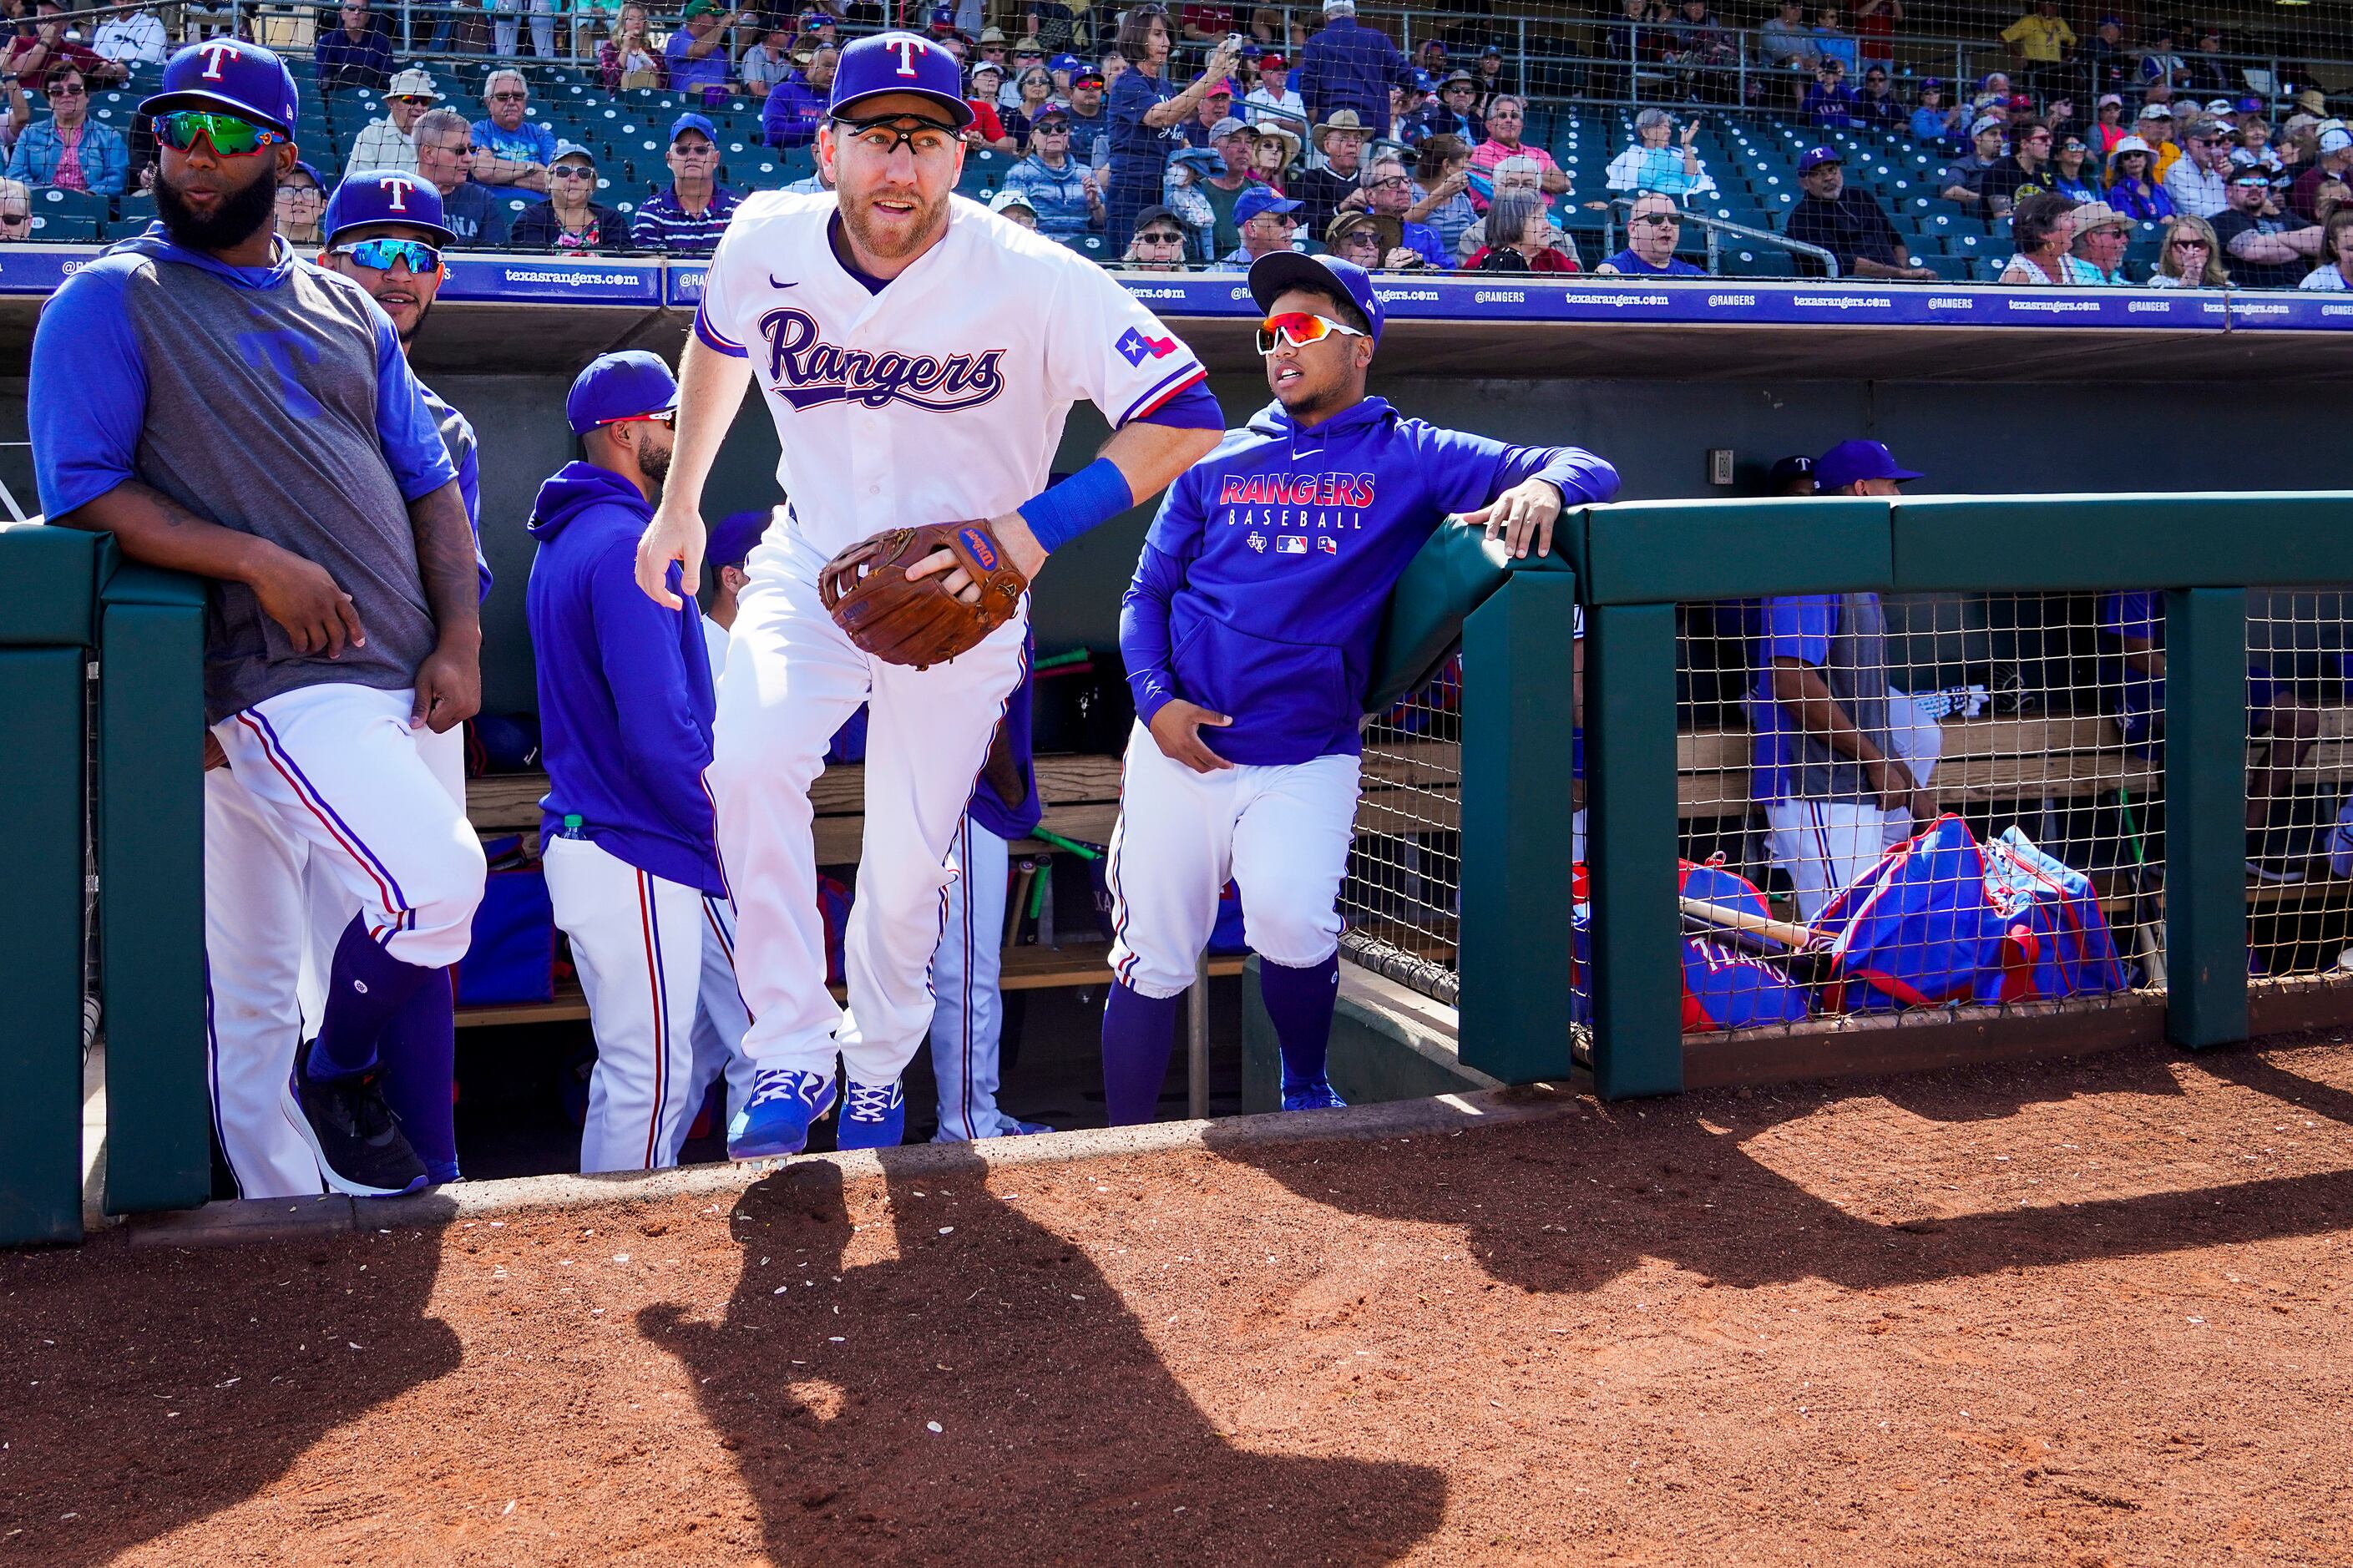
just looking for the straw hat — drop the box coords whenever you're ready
[1313,109,1372,150]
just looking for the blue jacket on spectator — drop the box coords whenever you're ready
[762,70,827,147]
[473,116,558,172]
[1299,13,1408,135]
[1004,153,1099,239]
[1909,104,1958,147]
[1803,81,1860,128]
[7,117,127,195]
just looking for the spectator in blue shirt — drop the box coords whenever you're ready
[1298,0,1407,136]
[666,4,741,96]
[1106,7,1242,250]
[6,65,126,195]
[1908,78,1961,146]
[315,1,395,94]
[630,113,742,255]
[1801,58,1860,126]
[1599,190,1706,274]
[1004,109,1106,239]
[1359,152,1448,268]
[412,108,513,246]
[472,68,557,197]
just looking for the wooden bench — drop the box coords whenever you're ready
[457,756,1212,1030]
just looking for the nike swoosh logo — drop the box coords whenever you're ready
[770,275,798,289]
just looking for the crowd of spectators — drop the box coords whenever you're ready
[0,0,2347,289]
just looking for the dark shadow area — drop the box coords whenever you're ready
[2198,1039,2353,1130]
[639,1154,1447,1565]
[1204,1045,2353,1298]
[0,1222,456,1565]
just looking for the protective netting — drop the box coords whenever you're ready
[1340,651,1462,1003]
[2245,585,2353,992]
[1581,589,2173,1044]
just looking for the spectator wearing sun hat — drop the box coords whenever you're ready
[2103,133,2173,220]
[345,65,441,180]
[2067,200,2134,282]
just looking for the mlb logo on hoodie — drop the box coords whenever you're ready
[1275,535,1306,555]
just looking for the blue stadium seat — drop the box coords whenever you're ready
[33,187,109,225]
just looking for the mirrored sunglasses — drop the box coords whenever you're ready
[154,110,287,156]
[1254,311,1368,354]
[333,236,443,273]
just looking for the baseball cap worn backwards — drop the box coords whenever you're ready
[143,38,300,137]
[1814,439,1922,491]
[567,351,680,435]
[830,29,975,129]
[1248,250,1387,345]
[323,170,457,248]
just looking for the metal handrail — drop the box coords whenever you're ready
[1597,195,1838,279]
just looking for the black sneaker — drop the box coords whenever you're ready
[281,1039,428,1197]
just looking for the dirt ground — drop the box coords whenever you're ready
[5,1037,2353,1567]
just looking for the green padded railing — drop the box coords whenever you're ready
[0,527,205,1247]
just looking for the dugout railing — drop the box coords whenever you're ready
[0,524,205,1248]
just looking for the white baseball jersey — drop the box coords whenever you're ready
[691,191,1208,562]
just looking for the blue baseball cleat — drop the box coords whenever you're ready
[1281,1080,1349,1113]
[835,1077,907,1150]
[1000,1116,1055,1137]
[727,1068,838,1159]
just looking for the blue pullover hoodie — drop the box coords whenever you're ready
[526,461,722,895]
[1122,396,1618,766]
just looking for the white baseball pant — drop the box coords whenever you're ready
[1763,798,1906,925]
[929,815,1023,1141]
[544,835,748,1171]
[1882,690,1943,849]
[1104,721,1362,999]
[204,685,483,1199]
[708,526,1027,1085]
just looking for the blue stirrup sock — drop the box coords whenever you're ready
[1259,953,1341,1092]
[309,913,440,1081]
[1101,980,1182,1126]
[377,970,460,1183]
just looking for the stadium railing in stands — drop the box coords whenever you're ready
[5,495,2350,1243]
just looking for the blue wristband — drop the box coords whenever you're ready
[1017,457,1136,554]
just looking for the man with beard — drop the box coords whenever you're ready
[31,40,483,1199]
[528,352,749,1171]
[633,29,1222,1156]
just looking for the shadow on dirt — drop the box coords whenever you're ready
[0,1218,457,1566]
[640,1152,1448,1565]
[1204,1042,2353,1298]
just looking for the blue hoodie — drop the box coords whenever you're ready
[1123,396,1618,766]
[525,462,722,895]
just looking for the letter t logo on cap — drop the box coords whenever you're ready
[888,37,923,75]
[198,38,240,78]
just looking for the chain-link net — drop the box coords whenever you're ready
[2246,586,2353,991]
[1341,651,1462,1004]
[1572,589,2167,1045]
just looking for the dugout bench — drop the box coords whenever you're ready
[457,756,1249,1029]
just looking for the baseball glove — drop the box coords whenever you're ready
[818,521,1028,669]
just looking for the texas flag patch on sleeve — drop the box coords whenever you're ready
[1116,326,1178,367]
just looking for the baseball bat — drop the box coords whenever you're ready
[1677,897,1813,951]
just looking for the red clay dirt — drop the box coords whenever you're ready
[4,1035,2353,1566]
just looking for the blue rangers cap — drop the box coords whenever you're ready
[1232,185,1301,226]
[707,508,772,568]
[567,351,680,435]
[1247,250,1387,345]
[1814,438,1922,492]
[142,38,301,137]
[322,170,457,248]
[829,30,975,129]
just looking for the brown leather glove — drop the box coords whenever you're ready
[817,521,1028,670]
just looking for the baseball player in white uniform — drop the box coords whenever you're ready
[635,29,1223,1157]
